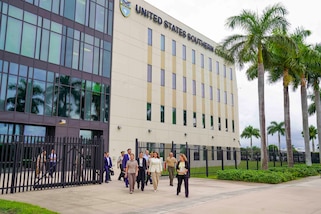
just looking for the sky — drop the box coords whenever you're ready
[145,0,321,150]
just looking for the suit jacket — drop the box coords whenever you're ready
[136,157,147,170]
[148,158,163,173]
[104,156,112,168]
[176,160,190,177]
[122,154,130,170]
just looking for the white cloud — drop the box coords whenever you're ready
[145,0,320,148]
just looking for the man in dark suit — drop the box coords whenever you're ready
[136,151,147,191]
[122,148,131,188]
[104,152,113,183]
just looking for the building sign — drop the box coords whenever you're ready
[120,0,131,17]
[135,4,214,52]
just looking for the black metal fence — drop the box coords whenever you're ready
[0,135,104,194]
[135,140,241,177]
[135,140,320,177]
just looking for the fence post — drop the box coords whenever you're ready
[256,153,259,170]
[221,149,224,170]
[10,142,18,194]
[135,138,138,158]
[61,137,66,188]
[99,138,103,184]
[246,150,249,170]
[185,142,188,158]
[205,149,208,177]
[234,150,237,169]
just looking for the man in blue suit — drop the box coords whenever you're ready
[104,152,113,183]
[122,148,131,187]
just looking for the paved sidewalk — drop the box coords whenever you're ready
[1,176,321,214]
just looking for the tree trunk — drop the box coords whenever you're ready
[314,86,321,164]
[258,63,268,170]
[283,71,294,167]
[312,139,315,152]
[300,77,311,166]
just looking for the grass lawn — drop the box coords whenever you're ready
[0,199,58,214]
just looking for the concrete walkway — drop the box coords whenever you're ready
[1,176,321,214]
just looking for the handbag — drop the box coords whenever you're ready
[109,168,114,176]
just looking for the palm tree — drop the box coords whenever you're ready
[266,28,313,167]
[267,121,285,154]
[307,44,321,163]
[241,125,260,160]
[289,28,315,166]
[215,4,289,170]
[309,125,317,152]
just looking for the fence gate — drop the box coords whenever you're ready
[0,135,104,194]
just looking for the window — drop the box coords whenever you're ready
[216,61,219,74]
[208,57,212,71]
[172,108,176,124]
[172,73,176,89]
[217,89,220,102]
[181,45,186,61]
[192,49,195,64]
[147,103,151,121]
[202,114,205,129]
[201,54,204,68]
[183,76,187,92]
[217,146,222,160]
[200,83,205,98]
[193,112,197,127]
[218,117,221,131]
[183,110,187,126]
[209,86,213,100]
[210,116,214,129]
[161,69,165,86]
[224,91,227,104]
[225,118,228,132]
[224,65,226,78]
[148,28,152,46]
[172,40,176,56]
[230,68,233,80]
[232,120,235,133]
[147,64,152,82]
[160,105,165,123]
[5,17,22,54]
[193,80,196,95]
[161,34,165,51]
[231,93,234,106]
[180,144,186,154]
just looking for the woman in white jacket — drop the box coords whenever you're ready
[148,152,162,192]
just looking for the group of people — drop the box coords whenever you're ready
[113,148,189,197]
[36,149,57,178]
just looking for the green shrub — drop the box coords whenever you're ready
[217,168,297,184]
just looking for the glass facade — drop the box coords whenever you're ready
[24,0,113,35]
[0,1,113,139]
[0,3,112,78]
[0,59,109,122]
